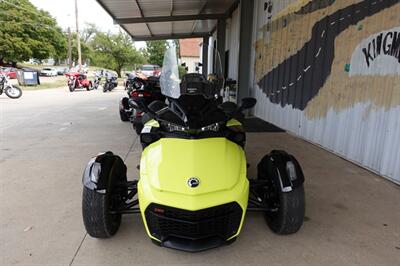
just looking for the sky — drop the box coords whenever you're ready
[30,0,146,48]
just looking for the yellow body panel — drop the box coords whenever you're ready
[138,136,249,241]
[226,118,242,127]
[144,119,159,127]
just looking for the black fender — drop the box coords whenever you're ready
[82,151,127,194]
[257,150,304,192]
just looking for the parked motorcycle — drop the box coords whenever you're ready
[124,72,147,91]
[0,73,22,99]
[119,76,165,134]
[92,72,102,90]
[103,73,118,92]
[65,72,93,92]
[81,46,305,252]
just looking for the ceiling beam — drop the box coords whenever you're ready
[94,0,132,39]
[226,0,240,18]
[115,13,226,24]
[170,0,174,35]
[134,0,153,36]
[132,32,211,41]
[170,0,174,16]
[191,0,209,34]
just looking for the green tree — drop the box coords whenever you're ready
[90,31,145,77]
[145,40,167,66]
[81,23,99,43]
[0,0,66,64]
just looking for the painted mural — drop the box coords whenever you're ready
[253,0,400,183]
[255,0,400,113]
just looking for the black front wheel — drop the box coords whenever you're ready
[265,185,305,234]
[5,85,22,99]
[119,110,130,122]
[82,153,128,239]
[82,187,122,238]
[257,152,305,234]
[69,85,75,92]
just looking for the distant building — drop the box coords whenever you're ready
[179,38,201,73]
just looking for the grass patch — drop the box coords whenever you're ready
[20,78,66,90]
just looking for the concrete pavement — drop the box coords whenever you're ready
[1,87,399,265]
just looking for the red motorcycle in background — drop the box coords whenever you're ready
[65,72,93,92]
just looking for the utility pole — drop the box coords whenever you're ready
[75,0,82,67]
[67,27,72,69]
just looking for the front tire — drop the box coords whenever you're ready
[86,82,93,91]
[82,187,122,238]
[119,110,129,122]
[265,186,305,234]
[257,153,305,235]
[5,85,22,99]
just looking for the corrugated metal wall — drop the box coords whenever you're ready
[226,8,241,80]
[251,0,400,183]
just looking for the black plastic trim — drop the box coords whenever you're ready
[257,150,305,192]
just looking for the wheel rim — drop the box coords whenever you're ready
[7,87,20,97]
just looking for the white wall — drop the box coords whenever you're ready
[225,8,240,81]
[180,56,200,73]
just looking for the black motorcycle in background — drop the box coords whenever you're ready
[124,73,136,92]
[119,76,165,134]
[103,72,118,92]
[0,73,22,99]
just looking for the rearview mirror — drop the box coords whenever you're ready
[240,97,257,110]
[219,101,238,116]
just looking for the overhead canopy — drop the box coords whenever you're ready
[96,0,239,41]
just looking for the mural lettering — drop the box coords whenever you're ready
[362,30,400,67]
[350,27,400,76]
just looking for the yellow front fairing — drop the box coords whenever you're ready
[138,137,249,241]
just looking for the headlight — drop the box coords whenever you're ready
[166,123,188,132]
[200,122,220,132]
[164,122,222,133]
